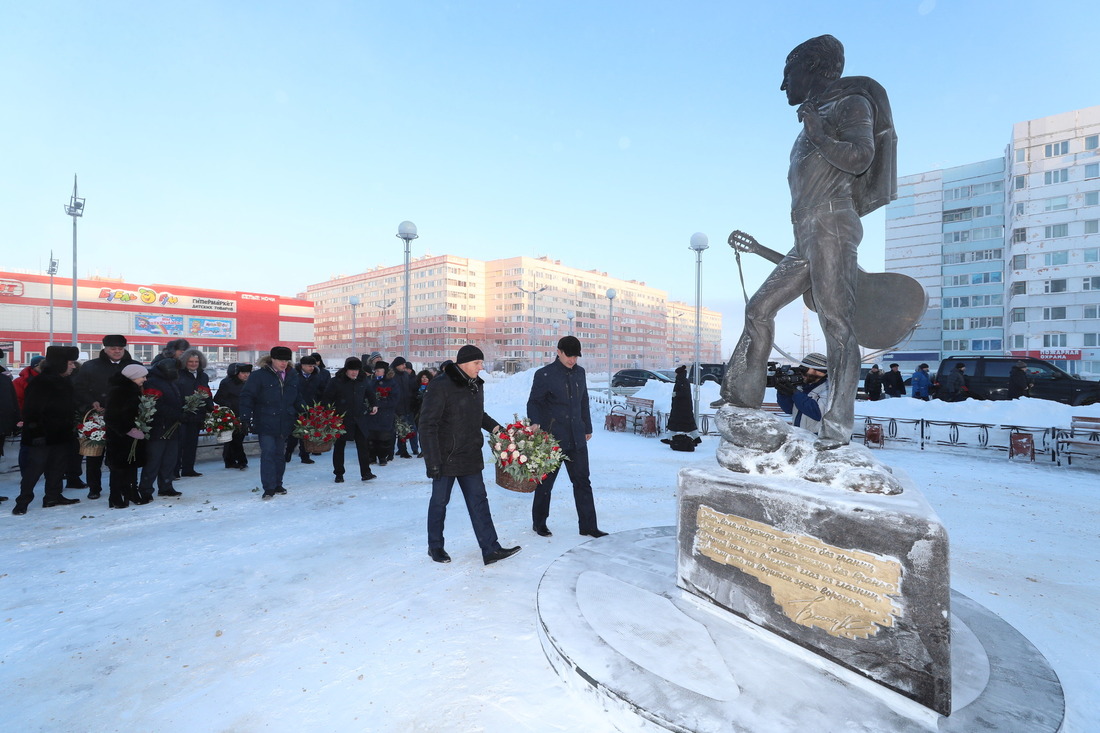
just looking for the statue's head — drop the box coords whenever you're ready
[782,35,844,105]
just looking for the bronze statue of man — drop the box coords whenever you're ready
[717,35,896,450]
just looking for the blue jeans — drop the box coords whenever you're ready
[533,442,598,532]
[258,433,288,493]
[427,473,501,555]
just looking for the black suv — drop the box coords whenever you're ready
[611,369,675,388]
[936,356,1100,406]
[688,363,726,384]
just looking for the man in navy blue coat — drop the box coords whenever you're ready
[240,346,301,499]
[526,336,606,539]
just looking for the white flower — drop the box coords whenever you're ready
[511,450,520,460]
[519,454,527,464]
[508,443,516,451]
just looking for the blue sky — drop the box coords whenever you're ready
[2,1,1097,355]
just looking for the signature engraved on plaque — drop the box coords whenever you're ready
[693,505,901,639]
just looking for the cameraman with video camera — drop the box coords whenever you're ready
[774,353,830,436]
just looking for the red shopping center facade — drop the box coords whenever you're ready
[0,271,314,366]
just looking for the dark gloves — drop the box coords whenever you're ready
[774,380,796,397]
[426,464,442,479]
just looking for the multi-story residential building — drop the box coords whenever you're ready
[885,106,1100,377]
[307,255,722,373]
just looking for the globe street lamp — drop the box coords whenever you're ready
[606,288,617,395]
[349,295,361,356]
[64,175,85,349]
[567,311,576,336]
[689,232,709,424]
[396,221,418,358]
[518,284,548,369]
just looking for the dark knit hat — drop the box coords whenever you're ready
[799,352,827,371]
[373,360,390,372]
[391,356,407,369]
[270,346,293,360]
[29,355,45,368]
[956,363,966,370]
[236,363,253,373]
[344,357,363,371]
[299,355,317,366]
[102,334,127,347]
[676,364,687,375]
[456,345,484,364]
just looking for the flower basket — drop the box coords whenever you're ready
[204,404,240,435]
[292,402,346,451]
[495,464,536,493]
[77,410,107,456]
[489,415,566,493]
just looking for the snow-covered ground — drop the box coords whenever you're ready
[1,370,1097,732]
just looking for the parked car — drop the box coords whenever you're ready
[611,369,675,388]
[688,363,726,384]
[936,356,1100,405]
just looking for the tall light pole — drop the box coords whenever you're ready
[671,311,684,365]
[48,252,59,345]
[689,232,709,424]
[64,175,85,348]
[606,288,617,395]
[349,295,361,356]
[376,298,396,352]
[518,284,548,369]
[396,221,418,358]
[567,311,576,335]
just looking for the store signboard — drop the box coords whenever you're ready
[188,317,234,339]
[135,314,185,336]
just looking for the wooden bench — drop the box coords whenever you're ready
[1057,416,1100,466]
[624,396,659,437]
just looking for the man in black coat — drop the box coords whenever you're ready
[390,356,417,459]
[322,357,378,483]
[526,336,606,539]
[883,363,906,398]
[419,345,520,566]
[285,355,326,463]
[71,334,140,499]
[1008,362,1032,399]
[13,346,81,515]
[138,357,185,501]
[239,346,301,499]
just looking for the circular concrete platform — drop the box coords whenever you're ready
[536,526,1064,733]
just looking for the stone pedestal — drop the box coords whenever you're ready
[677,465,951,715]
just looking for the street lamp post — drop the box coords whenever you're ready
[689,232,709,425]
[518,284,548,369]
[377,298,396,352]
[567,311,575,336]
[671,311,684,365]
[349,295,361,356]
[64,175,85,348]
[48,252,59,345]
[606,288,617,395]
[396,221,418,359]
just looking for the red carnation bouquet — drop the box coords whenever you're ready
[204,404,240,434]
[292,402,346,451]
[489,415,566,491]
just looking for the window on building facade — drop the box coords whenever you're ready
[971,339,1002,351]
[1043,306,1067,320]
[1044,251,1070,266]
[943,318,965,331]
[1012,335,1026,348]
[1045,169,1069,184]
[944,231,969,244]
[1015,148,1027,162]
[1086,220,1099,234]
[1044,141,1069,157]
[1087,135,1099,151]
[943,208,972,223]
[1015,202,1026,216]
[972,226,1003,241]
[1086,305,1100,319]
[1087,248,1100,263]
[1086,276,1100,291]
[1085,333,1099,347]
[943,339,968,351]
[1044,279,1067,293]
[971,271,1002,285]
[1012,227,1026,243]
[1086,163,1100,179]
[1044,196,1069,211]
[1012,254,1027,269]
[1011,308,1026,323]
[1014,175,1026,190]
[1044,224,1069,238]
[943,296,969,308]
[1043,334,1068,348]
[1011,281,1027,295]
[1088,192,1100,206]
[970,316,1003,329]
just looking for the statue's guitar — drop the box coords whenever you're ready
[727,230,927,351]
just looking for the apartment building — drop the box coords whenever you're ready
[307,255,722,372]
[885,106,1100,376]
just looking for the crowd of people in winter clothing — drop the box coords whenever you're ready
[0,337,437,514]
